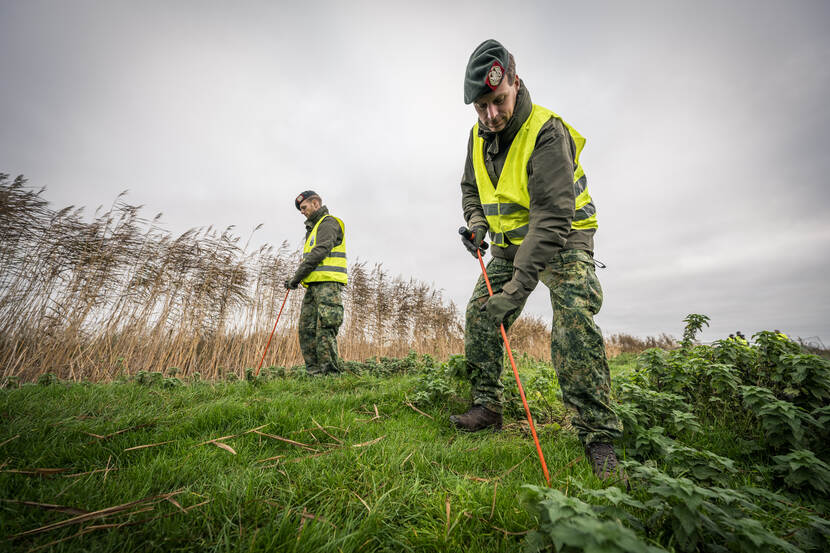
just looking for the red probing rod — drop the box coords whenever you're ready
[254,288,291,377]
[477,247,551,487]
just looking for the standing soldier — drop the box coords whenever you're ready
[452,39,624,480]
[284,191,347,376]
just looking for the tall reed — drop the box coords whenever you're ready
[2,175,474,381]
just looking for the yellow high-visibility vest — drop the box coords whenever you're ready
[472,104,597,247]
[302,215,347,286]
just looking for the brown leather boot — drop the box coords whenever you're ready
[449,405,502,431]
[586,442,629,487]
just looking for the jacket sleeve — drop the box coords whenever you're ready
[502,118,575,302]
[291,217,343,282]
[461,128,488,231]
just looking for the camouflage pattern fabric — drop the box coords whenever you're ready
[464,249,622,445]
[298,282,344,375]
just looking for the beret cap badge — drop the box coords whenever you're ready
[486,61,504,90]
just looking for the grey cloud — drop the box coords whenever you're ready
[2,0,828,344]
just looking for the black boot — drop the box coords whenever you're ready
[586,442,628,486]
[449,405,502,432]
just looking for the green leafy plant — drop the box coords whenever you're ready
[162,376,183,388]
[776,353,830,411]
[772,450,830,494]
[740,385,814,450]
[410,354,466,407]
[521,485,668,553]
[36,372,58,386]
[680,314,710,349]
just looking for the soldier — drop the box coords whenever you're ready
[451,39,624,480]
[284,191,347,376]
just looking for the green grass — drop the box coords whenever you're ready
[3,341,828,553]
[0,364,602,552]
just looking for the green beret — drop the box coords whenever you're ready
[464,39,510,104]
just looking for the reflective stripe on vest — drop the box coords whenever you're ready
[472,104,597,247]
[302,214,348,287]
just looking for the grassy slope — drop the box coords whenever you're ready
[1,359,638,552]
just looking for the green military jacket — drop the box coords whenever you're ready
[460,81,596,304]
[291,206,344,284]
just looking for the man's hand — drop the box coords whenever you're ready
[459,226,488,257]
[480,292,519,326]
[284,277,300,290]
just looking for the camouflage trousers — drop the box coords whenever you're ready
[298,282,344,375]
[464,249,622,446]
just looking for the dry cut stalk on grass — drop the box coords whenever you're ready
[211,441,237,455]
[0,434,20,448]
[2,468,67,476]
[123,440,173,452]
[405,401,434,420]
[311,417,344,444]
[83,422,156,441]
[63,467,118,479]
[445,496,451,538]
[10,489,186,538]
[196,424,269,447]
[255,455,285,463]
[0,499,89,515]
[352,491,371,512]
[352,435,385,448]
[253,431,316,451]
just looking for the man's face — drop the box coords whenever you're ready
[299,197,321,218]
[473,74,519,132]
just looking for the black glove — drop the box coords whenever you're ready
[480,292,519,326]
[459,226,489,258]
[284,277,300,290]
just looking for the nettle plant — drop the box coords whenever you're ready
[523,315,830,552]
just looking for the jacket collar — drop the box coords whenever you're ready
[305,205,329,231]
[477,80,532,158]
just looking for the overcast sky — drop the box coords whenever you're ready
[2,0,829,344]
